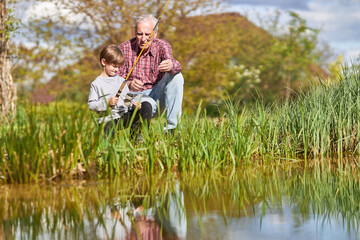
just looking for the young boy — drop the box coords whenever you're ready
[88,44,154,136]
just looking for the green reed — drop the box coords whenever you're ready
[0,102,105,183]
[274,64,360,160]
[1,65,360,183]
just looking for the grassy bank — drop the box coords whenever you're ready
[0,65,359,183]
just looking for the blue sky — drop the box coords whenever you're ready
[226,0,360,64]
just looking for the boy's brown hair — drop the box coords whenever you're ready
[99,44,124,67]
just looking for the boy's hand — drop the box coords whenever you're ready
[133,101,141,109]
[108,97,118,106]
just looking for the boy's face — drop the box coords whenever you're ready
[135,18,157,52]
[102,59,121,77]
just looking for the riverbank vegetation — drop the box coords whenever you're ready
[1,64,359,183]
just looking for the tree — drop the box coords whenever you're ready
[13,0,223,97]
[0,0,17,119]
[266,11,322,99]
[170,13,276,109]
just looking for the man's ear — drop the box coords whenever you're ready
[153,31,158,38]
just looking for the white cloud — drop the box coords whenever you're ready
[227,0,360,64]
[344,49,360,63]
[21,1,94,29]
[23,2,60,21]
[297,1,360,63]
[227,0,309,10]
[299,1,360,41]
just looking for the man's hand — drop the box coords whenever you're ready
[129,79,144,91]
[108,97,118,107]
[158,59,172,72]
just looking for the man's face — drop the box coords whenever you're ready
[135,18,157,51]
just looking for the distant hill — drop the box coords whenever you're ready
[167,12,282,107]
[169,12,328,107]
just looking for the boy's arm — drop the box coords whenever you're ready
[88,84,109,111]
[112,80,132,109]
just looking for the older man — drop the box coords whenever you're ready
[117,14,184,133]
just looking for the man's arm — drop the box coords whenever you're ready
[159,40,181,74]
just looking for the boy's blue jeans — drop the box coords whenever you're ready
[132,72,184,131]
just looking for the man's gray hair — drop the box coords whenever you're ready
[134,14,158,31]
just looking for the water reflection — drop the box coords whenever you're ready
[1,168,360,240]
[109,181,186,239]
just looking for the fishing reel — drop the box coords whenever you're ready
[124,93,135,107]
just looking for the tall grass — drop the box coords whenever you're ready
[273,64,360,160]
[0,102,104,183]
[0,65,359,183]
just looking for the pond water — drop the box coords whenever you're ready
[1,168,360,240]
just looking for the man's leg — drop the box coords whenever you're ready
[149,72,184,131]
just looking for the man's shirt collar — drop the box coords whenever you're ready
[131,38,158,57]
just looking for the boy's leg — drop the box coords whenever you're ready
[138,101,152,128]
[121,112,136,138]
[148,72,184,131]
[103,119,120,137]
[133,94,157,117]
[122,102,152,137]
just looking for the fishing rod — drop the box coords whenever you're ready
[115,0,172,98]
